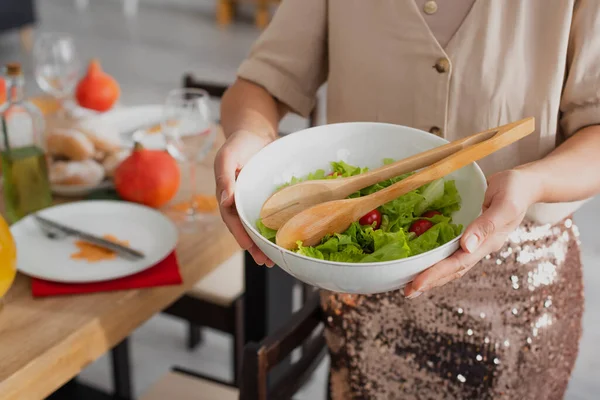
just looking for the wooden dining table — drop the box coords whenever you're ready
[0,101,298,400]
[0,131,242,400]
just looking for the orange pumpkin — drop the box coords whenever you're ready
[114,143,180,208]
[75,59,120,112]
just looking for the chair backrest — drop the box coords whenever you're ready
[182,73,325,399]
[182,73,320,130]
[183,74,228,99]
[239,295,325,400]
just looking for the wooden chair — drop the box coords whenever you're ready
[217,0,282,30]
[162,252,246,383]
[161,73,320,385]
[142,294,326,400]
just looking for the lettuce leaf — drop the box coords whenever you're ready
[331,161,369,177]
[360,242,411,263]
[429,180,462,215]
[329,245,365,263]
[415,178,445,215]
[297,242,325,260]
[360,229,411,262]
[256,219,277,242]
[408,221,461,255]
[379,191,424,232]
[257,159,463,263]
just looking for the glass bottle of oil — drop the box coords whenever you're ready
[0,63,52,223]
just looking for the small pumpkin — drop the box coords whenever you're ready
[75,59,120,112]
[114,143,180,208]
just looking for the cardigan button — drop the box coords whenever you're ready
[429,126,442,136]
[434,58,450,73]
[423,1,438,15]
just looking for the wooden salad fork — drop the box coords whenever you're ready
[273,117,535,250]
[262,121,521,230]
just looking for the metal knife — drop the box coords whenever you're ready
[34,215,145,260]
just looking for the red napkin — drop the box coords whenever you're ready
[31,251,182,297]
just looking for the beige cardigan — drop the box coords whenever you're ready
[238,0,600,224]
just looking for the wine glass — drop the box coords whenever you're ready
[33,33,80,118]
[162,88,216,232]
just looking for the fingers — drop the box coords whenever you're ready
[214,135,274,267]
[249,244,274,267]
[216,160,274,267]
[219,201,252,249]
[461,201,499,253]
[461,215,495,254]
[460,194,514,254]
[404,281,421,299]
[405,235,504,298]
[404,170,534,299]
[405,198,510,298]
[219,201,273,266]
[214,147,236,207]
[409,248,473,293]
[221,207,274,267]
[404,248,477,298]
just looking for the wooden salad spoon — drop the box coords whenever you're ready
[262,123,515,230]
[275,117,535,250]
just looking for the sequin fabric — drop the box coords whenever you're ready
[321,218,584,400]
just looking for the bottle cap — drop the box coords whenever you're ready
[5,63,22,76]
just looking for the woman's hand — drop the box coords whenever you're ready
[215,130,274,267]
[404,168,543,299]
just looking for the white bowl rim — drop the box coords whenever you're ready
[234,121,486,268]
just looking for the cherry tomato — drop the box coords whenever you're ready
[422,210,441,218]
[409,219,434,237]
[359,209,382,229]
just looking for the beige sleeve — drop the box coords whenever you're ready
[560,0,600,137]
[237,0,328,118]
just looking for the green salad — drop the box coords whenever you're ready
[257,159,463,263]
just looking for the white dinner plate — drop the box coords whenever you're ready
[96,104,169,149]
[11,200,178,283]
[90,103,212,151]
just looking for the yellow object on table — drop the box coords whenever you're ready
[0,215,17,305]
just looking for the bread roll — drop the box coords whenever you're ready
[102,149,130,178]
[49,159,105,186]
[47,129,95,161]
[77,119,122,153]
[93,150,106,161]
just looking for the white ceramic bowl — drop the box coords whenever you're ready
[235,122,486,294]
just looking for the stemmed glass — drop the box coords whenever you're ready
[162,88,216,232]
[33,33,80,119]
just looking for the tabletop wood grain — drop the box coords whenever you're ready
[0,128,239,400]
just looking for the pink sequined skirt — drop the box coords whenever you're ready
[321,218,584,400]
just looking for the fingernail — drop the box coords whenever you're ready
[220,191,229,205]
[464,235,479,253]
[406,291,423,300]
